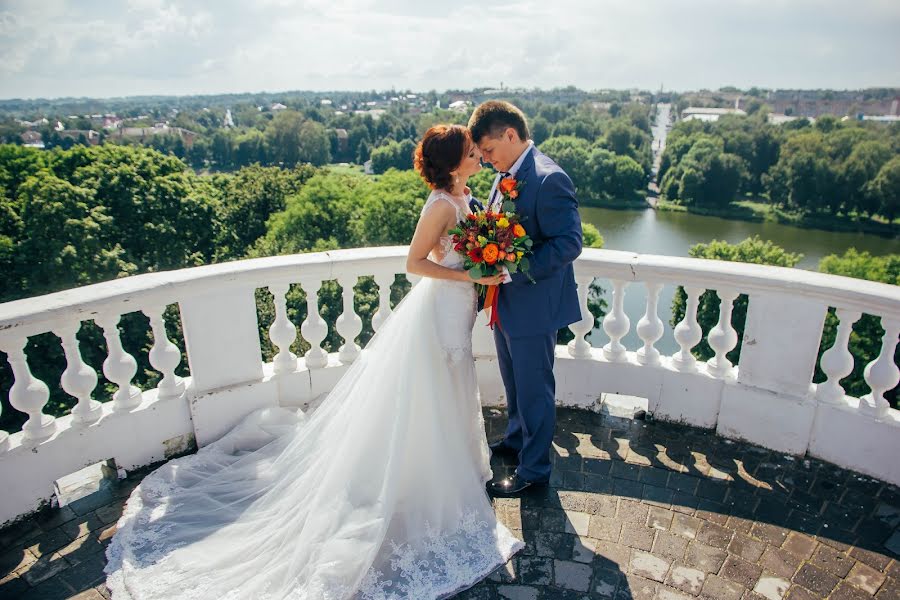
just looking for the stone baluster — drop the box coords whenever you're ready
[636,281,664,366]
[372,273,394,333]
[97,313,142,411]
[143,304,185,399]
[567,274,595,359]
[602,280,630,362]
[706,289,740,377]
[55,322,102,424]
[860,317,900,419]
[2,335,56,440]
[817,308,861,405]
[336,274,363,363]
[671,286,704,372]
[267,284,298,375]
[299,278,328,369]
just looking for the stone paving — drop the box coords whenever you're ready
[1,407,899,599]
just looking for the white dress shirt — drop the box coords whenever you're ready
[487,140,535,212]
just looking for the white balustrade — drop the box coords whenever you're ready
[2,335,56,441]
[144,305,185,399]
[636,281,664,366]
[671,286,704,372]
[1,246,899,526]
[706,289,739,377]
[97,313,142,411]
[860,318,900,419]
[336,275,363,363]
[567,275,595,359]
[817,309,862,405]
[299,278,328,369]
[371,273,394,333]
[55,322,102,425]
[602,280,630,362]
[267,284,298,375]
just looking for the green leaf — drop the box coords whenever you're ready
[468,264,484,280]
[524,239,534,248]
[501,201,517,212]
[519,257,530,272]
[506,261,518,274]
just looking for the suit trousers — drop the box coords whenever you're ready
[493,326,556,482]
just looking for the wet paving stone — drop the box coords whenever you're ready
[1,406,898,599]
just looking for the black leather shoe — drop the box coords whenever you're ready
[488,440,520,459]
[487,474,548,498]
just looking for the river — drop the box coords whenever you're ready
[579,205,900,353]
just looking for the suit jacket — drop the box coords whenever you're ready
[496,148,583,338]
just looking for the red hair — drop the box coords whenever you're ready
[413,125,472,190]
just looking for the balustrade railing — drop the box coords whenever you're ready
[0,247,897,525]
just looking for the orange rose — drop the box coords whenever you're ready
[498,250,507,261]
[509,190,518,199]
[499,178,517,194]
[482,243,500,265]
[513,224,526,237]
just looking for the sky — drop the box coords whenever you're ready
[1,0,898,100]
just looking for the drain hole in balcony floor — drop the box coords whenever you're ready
[53,458,122,512]
[599,393,650,420]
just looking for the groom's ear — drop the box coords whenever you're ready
[505,128,520,144]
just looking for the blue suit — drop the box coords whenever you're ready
[493,148,582,482]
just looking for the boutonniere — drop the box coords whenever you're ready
[498,177,524,212]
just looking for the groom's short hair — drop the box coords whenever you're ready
[468,101,530,143]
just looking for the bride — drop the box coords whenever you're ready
[105,124,524,599]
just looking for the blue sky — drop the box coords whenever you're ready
[1,0,898,99]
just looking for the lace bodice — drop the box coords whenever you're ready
[421,190,472,269]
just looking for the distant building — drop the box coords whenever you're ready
[271,103,287,111]
[448,100,469,112]
[116,125,197,148]
[861,115,900,123]
[364,159,374,175]
[58,130,101,145]
[320,99,332,106]
[767,113,812,125]
[20,131,44,148]
[353,109,386,120]
[682,107,747,122]
[223,109,235,128]
[334,128,349,154]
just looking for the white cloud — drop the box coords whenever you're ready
[0,0,897,99]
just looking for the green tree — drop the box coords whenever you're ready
[841,141,891,216]
[539,136,592,195]
[869,156,900,221]
[214,164,317,259]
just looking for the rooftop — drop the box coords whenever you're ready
[0,247,898,599]
[1,407,898,599]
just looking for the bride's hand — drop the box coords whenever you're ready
[474,273,506,286]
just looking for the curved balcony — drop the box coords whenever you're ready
[0,247,898,526]
[1,247,899,597]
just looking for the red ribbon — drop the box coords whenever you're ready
[485,284,500,330]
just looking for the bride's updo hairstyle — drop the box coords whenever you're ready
[414,124,471,190]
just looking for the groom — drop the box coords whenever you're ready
[469,101,583,497]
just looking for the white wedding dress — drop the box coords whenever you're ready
[105,190,524,599]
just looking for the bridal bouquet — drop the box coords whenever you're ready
[448,179,534,328]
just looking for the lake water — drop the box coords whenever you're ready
[579,206,900,353]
